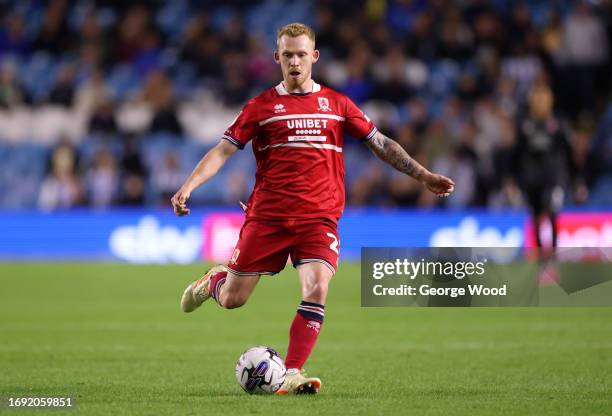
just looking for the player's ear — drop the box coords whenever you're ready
[274,50,281,64]
[312,49,320,63]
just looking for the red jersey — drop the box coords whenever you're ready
[223,81,376,223]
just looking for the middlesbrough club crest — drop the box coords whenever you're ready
[317,97,331,112]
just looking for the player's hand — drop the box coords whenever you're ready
[171,188,191,216]
[422,172,455,197]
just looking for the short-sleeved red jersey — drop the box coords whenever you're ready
[223,81,376,223]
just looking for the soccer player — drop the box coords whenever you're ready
[172,23,454,394]
[513,83,573,260]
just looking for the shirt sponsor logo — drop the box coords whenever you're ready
[287,119,329,129]
[286,118,329,142]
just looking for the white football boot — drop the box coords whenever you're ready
[276,369,322,395]
[180,265,227,312]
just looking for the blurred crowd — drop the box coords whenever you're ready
[0,0,610,210]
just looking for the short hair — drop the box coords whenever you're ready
[276,23,316,48]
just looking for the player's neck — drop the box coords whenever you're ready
[282,78,314,94]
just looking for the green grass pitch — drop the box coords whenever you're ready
[1,262,611,415]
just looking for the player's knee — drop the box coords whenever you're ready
[302,280,329,303]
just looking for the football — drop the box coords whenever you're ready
[235,346,287,394]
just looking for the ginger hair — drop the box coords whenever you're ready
[276,23,316,48]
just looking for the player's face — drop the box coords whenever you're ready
[274,35,319,89]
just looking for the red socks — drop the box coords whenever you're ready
[209,270,227,305]
[285,301,325,370]
[211,275,324,369]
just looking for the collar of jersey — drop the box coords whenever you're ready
[276,81,321,96]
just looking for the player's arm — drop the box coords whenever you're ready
[364,130,455,197]
[171,139,239,216]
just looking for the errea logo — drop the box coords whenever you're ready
[307,320,321,333]
[274,104,286,113]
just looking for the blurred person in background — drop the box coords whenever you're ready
[140,70,183,135]
[512,83,573,260]
[349,162,389,206]
[569,128,592,205]
[338,42,374,103]
[47,65,76,108]
[85,147,119,209]
[437,7,474,62]
[0,62,31,109]
[119,140,147,206]
[404,10,437,62]
[151,151,184,204]
[77,9,109,56]
[32,0,72,54]
[432,121,478,208]
[489,110,522,208]
[132,29,162,77]
[0,62,30,108]
[112,4,151,64]
[220,14,248,53]
[372,45,415,105]
[75,69,117,135]
[559,1,610,117]
[38,141,83,211]
[220,61,251,106]
[181,23,223,78]
[179,14,213,64]
[245,34,277,90]
[0,12,31,56]
[88,98,119,135]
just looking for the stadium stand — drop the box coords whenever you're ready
[0,0,610,210]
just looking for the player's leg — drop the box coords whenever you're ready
[278,219,338,395]
[292,262,334,362]
[181,266,259,312]
[298,261,334,304]
[211,271,260,309]
[278,262,333,395]
[526,187,544,258]
[180,219,290,313]
[548,185,564,254]
[288,261,333,368]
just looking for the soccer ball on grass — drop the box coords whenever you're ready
[235,346,286,394]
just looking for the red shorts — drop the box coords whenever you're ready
[226,218,340,276]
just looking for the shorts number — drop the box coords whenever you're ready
[326,233,339,254]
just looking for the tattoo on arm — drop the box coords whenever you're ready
[365,131,427,180]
